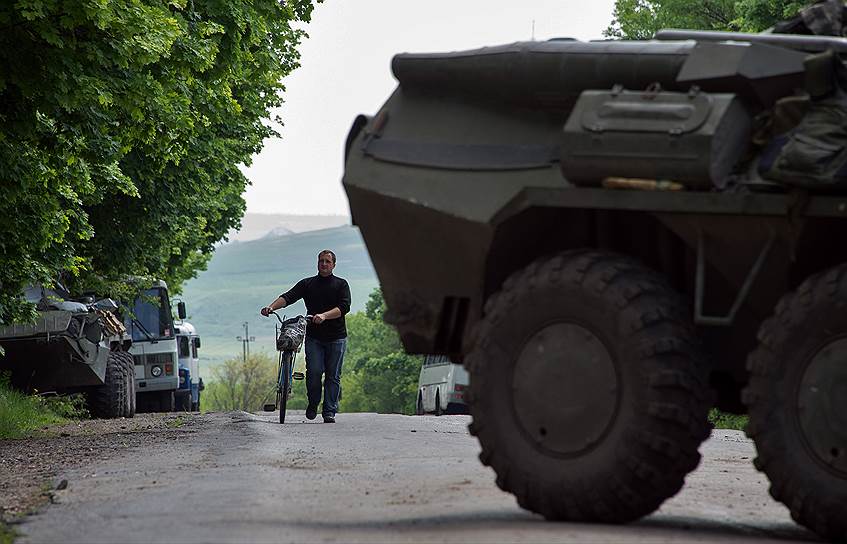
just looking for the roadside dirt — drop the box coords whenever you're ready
[0,412,208,524]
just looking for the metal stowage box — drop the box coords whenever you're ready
[561,88,752,189]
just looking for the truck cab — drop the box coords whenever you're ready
[124,281,180,412]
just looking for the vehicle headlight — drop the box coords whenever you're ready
[151,365,163,377]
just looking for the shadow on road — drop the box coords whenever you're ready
[259,509,819,542]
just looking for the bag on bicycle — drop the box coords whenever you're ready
[277,316,307,351]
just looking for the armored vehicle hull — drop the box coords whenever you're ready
[0,294,135,419]
[344,33,847,540]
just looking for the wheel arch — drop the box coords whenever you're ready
[485,207,691,302]
[482,206,847,414]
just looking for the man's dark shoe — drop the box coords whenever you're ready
[322,415,335,423]
[306,406,318,420]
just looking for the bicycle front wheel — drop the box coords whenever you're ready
[279,351,293,424]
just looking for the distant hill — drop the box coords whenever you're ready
[226,213,349,242]
[181,225,379,370]
[260,226,294,239]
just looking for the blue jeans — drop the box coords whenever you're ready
[304,337,347,417]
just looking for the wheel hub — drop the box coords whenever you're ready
[798,337,847,476]
[512,322,618,457]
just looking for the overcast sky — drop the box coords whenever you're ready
[241,0,618,216]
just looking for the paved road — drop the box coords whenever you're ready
[19,412,819,543]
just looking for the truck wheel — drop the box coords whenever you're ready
[90,351,128,419]
[416,393,424,416]
[434,391,443,416]
[465,250,710,523]
[744,265,847,541]
[115,351,135,418]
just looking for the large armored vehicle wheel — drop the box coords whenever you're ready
[466,250,711,522]
[745,264,847,541]
[114,351,135,418]
[89,351,129,419]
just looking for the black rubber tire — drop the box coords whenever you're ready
[280,352,293,424]
[434,391,443,416]
[114,351,135,418]
[90,351,128,419]
[415,393,424,416]
[744,265,847,541]
[466,250,711,523]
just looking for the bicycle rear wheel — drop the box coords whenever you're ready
[279,351,293,424]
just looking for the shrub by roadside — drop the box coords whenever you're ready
[708,409,748,431]
[0,375,88,439]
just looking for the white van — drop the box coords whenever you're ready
[415,355,469,415]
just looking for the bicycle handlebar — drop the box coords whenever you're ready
[266,310,314,325]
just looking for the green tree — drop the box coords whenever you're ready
[605,0,810,38]
[0,0,319,322]
[204,352,277,412]
[340,288,421,414]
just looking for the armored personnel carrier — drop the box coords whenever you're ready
[343,20,847,541]
[0,285,135,418]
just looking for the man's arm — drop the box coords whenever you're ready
[313,281,351,324]
[312,307,341,324]
[260,296,287,316]
[261,278,307,316]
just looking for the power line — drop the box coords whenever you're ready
[235,322,255,363]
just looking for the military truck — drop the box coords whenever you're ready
[0,285,135,418]
[342,20,847,542]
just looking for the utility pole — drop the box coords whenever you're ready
[235,322,255,363]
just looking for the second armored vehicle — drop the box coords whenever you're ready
[0,285,135,418]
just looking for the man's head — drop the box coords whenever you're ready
[317,250,336,277]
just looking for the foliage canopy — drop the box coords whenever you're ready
[605,0,811,38]
[0,0,318,322]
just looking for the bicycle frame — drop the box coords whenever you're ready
[264,311,311,424]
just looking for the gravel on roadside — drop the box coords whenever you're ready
[0,412,210,526]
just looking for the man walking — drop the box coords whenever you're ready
[261,250,351,423]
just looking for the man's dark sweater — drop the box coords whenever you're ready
[281,274,351,341]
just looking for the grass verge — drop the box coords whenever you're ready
[0,522,18,544]
[0,375,88,439]
[708,408,749,431]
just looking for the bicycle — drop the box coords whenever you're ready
[262,311,311,423]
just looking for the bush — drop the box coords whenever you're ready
[203,352,280,412]
[708,409,748,431]
[338,289,422,415]
[0,373,85,439]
